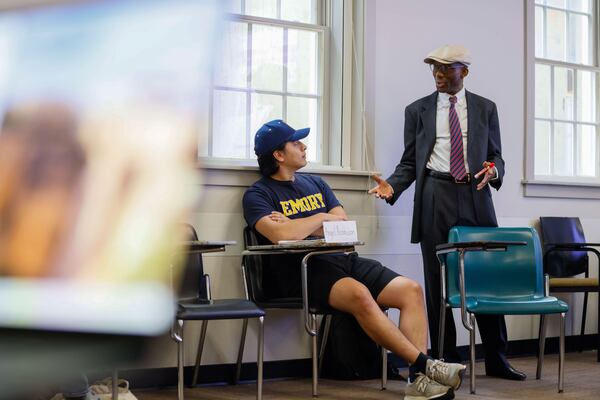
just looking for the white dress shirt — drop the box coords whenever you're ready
[427,87,469,173]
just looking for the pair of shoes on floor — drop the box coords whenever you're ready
[405,359,467,399]
[88,378,138,400]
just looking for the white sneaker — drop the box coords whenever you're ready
[405,373,454,400]
[89,378,138,400]
[425,359,466,390]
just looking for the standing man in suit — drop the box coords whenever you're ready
[369,44,525,380]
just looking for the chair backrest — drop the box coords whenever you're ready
[539,216,588,277]
[242,226,303,308]
[242,226,269,303]
[177,223,207,300]
[445,227,544,306]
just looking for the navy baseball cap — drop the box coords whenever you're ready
[254,119,310,156]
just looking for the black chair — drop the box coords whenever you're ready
[240,226,387,397]
[539,217,600,360]
[171,224,265,400]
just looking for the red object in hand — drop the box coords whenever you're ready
[474,162,495,179]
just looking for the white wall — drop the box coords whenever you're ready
[366,0,600,344]
[140,0,600,370]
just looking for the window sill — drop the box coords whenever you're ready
[200,160,379,191]
[522,179,600,199]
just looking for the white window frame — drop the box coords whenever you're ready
[201,0,369,179]
[524,0,600,199]
[207,6,326,162]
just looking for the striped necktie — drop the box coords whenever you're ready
[449,95,467,180]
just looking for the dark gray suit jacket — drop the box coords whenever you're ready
[386,90,505,243]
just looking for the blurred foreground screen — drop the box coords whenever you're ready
[0,0,222,336]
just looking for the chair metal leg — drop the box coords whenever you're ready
[380,309,388,390]
[579,292,588,352]
[381,346,388,390]
[536,314,547,379]
[112,369,118,400]
[438,304,446,359]
[310,314,318,397]
[191,320,208,387]
[176,320,185,400]
[469,313,476,394]
[317,315,332,377]
[235,318,249,384]
[257,316,264,400]
[559,312,565,393]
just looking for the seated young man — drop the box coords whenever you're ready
[242,120,466,400]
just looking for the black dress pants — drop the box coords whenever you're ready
[419,175,508,365]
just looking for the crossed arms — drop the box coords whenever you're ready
[255,206,347,244]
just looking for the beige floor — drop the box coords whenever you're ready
[135,351,600,400]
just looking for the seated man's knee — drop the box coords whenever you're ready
[408,279,424,298]
[346,282,377,312]
[394,277,424,303]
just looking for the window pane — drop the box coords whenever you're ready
[547,0,566,8]
[287,96,318,162]
[554,67,574,120]
[250,93,283,141]
[547,9,566,61]
[535,6,545,58]
[553,122,574,175]
[567,0,590,12]
[251,24,283,91]
[577,70,596,122]
[535,64,551,118]
[214,21,247,88]
[535,0,545,4]
[535,120,552,175]
[245,0,277,19]
[577,124,597,176]
[287,29,318,95]
[568,14,590,64]
[281,0,318,24]
[212,90,247,158]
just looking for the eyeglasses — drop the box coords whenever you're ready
[429,63,465,74]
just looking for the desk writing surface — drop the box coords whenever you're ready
[180,240,236,253]
[246,240,364,251]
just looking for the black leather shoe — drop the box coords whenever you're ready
[485,363,527,381]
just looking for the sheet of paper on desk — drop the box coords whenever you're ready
[323,221,358,243]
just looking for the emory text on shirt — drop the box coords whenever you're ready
[279,193,326,217]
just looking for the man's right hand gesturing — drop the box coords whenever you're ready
[368,175,393,200]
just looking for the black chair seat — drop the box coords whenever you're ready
[177,298,265,320]
[255,297,348,315]
[254,297,303,309]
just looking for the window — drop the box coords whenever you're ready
[533,0,599,182]
[201,0,327,164]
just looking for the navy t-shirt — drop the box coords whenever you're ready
[243,173,341,233]
[242,173,342,298]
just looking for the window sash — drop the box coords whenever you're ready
[532,0,600,182]
[205,10,327,163]
[535,3,595,65]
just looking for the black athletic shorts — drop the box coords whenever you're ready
[262,252,400,311]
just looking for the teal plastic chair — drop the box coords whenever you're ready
[436,227,569,394]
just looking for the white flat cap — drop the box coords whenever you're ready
[424,44,471,66]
